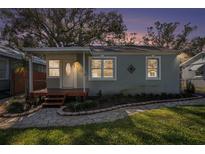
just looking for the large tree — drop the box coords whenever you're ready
[0,8,127,48]
[189,37,205,54]
[142,21,197,50]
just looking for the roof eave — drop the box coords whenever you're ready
[91,51,179,55]
[23,47,91,54]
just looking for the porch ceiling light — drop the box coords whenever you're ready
[66,62,71,76]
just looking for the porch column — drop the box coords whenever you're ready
[28,56,33,93]
[83,52,86,92]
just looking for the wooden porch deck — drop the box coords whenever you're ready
[30,88,89,97]
[30,88,89,107]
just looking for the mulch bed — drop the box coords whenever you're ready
[0,105,43,118]
[63,94,198,112]
[59,94,203,116]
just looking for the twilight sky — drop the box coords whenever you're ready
[0,8,205,42]
[99,8,205,41]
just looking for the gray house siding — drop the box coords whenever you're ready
[0,80,10,91]
[77,54,180,95]
[45,53,180,95]
[47,78,60,88]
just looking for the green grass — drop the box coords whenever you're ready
[0,105,205,145]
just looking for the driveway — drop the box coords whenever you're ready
[0,98,205,129]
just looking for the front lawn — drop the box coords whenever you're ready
[0,105,204,144]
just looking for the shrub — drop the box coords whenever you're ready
[67,100,97,112]
[6,101,25,113]
[27,96,42,107]
[154,94,160,99]
[97,90,102,98]
[140,93,146,98]
[160,93,168,99]
[181,92,193,98]
[185,81,195,94]
[147,93,154,99]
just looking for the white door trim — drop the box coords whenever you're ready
[73,63,77,88]
[61,58,77,89]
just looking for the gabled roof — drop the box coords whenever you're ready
[0,45,46,65]
[180,51,205,68]
[23,45,179,55]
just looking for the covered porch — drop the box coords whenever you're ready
[24,47,91,106]
[24,47,91,92]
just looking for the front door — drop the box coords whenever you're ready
[62,58,77,89]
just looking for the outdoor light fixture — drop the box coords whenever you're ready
[66,62,71,76]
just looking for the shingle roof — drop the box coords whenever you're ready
[24,45,179,55]
[90,46,178,54]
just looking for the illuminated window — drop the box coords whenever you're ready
[48,60,60,77]
[103,60,113,78]
[146,56,161,80]
[91,59,102,78]
[90,57,116,80]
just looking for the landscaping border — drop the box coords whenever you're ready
[0,105,43,118]
[57,95,203,116]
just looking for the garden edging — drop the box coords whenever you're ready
[0,105,43,118]
[57,95,203,116]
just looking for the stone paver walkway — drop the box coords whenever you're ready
[0,98,205,129]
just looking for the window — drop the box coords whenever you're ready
[90,57,116,80]
[103,60,114,78]
[195,69,203,77]
[146,56,161,80]
[48,60,60,77]
[0,59,9,80]
[91,59,102,78]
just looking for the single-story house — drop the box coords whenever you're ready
[24,46,180,99]
[0,45,46,98]
[180,51,205,88]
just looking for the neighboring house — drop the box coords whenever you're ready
[24,46,180,97]
[180,51,205,88]
[0,45,46,98]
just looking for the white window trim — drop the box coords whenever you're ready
[47,60,60,78]
[146,56,161,80]
[89,56,117,81]
[0,59,9,80]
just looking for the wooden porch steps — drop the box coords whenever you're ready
[42,94,65,107]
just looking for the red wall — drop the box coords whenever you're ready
[12,71,46,95]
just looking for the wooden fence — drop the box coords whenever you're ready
[12,71,46,95]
